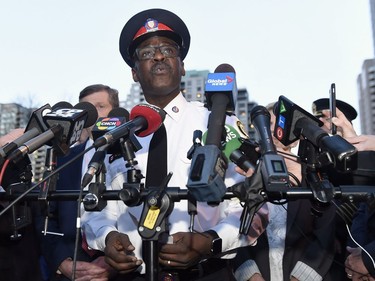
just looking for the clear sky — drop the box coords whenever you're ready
[0,0,373,133]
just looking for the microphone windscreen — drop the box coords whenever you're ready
[52,101,73,110]
[129,104,166,137]
[108,107,130,121]
[251,105,271,122]
[202,124,242,160]
[74,102,98,128]
[214,63,236,73]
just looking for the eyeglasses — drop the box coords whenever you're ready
[135,44,180,61]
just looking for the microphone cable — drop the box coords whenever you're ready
[0,159,11,186]
[72,149,107,281]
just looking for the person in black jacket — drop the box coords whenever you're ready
[35,84,120,281]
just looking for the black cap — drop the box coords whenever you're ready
[119,8,190,68]
[312,98,358,122]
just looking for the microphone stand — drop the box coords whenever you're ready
[39,147,58,236]
[3,135,375,281]
[138,173,173,281]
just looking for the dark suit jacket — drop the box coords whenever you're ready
[347,151,375,277]
[233,198,336,281]
[35,142,97,280]
[0,157,43,281]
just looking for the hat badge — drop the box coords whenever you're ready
[145,18,159,32]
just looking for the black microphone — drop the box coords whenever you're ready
[250,105,276,155]
[52,101,73,110]
[8,125,64,163]
[93,104,165,149]
[81,145,108,188]
[73,102,99,128]
[250,105,289,192]
[295,118,357,172]
[92,107,130,155]
[187,64,237,202]
[42,102,98,154]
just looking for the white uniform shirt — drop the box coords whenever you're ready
[81,93,266,274]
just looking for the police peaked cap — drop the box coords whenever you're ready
[119,8,191,68]
[312,98,358,122]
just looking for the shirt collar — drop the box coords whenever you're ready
[162,92,187,122]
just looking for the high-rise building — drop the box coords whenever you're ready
[357,0,375,134]
[370,0,375,55]
[358,59,375,134]
[121,82,144,110]
[181,70,210,103]
[0,103,30,137]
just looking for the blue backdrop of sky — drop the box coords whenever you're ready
[0,0,373,132]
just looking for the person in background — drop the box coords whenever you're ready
[81,8,268,281]
[316,102,375,151]
[314,98,375,280]
[312,98,360,281]
[232,102,336,281]
[35,84,121,281]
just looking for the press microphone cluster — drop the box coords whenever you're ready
[82,107,130,188]
[82,104,165,188]
[187,63,238,203]
[5,102,98,164]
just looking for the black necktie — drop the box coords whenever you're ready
[146,124,167,187]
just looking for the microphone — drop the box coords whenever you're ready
[205,63,237,146]
[43,102,98,151]
[8,102,98,162]
[92,107,130,155]
[202,124,257,172]
[273,95,323,147]
[8,125,64,163]
[73,102,98,128]
[205,63,237,113]
[52,101,73,110]
[250,105,276,155]
[93,104,165,148]
[273,95,357,172]
[81,145,108,188]
[0,104,52,165]
[250,105,289,192]
[187,63,237,202]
